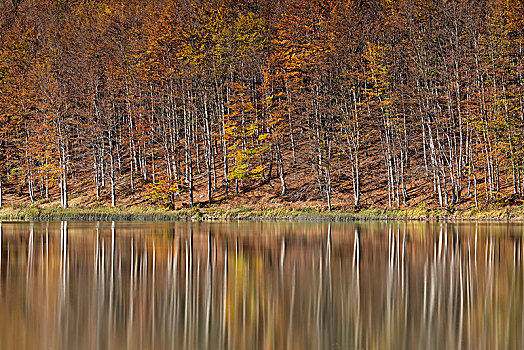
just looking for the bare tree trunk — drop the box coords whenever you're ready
[189,154,194,208]
[325,170,332,211]
[184,100,194,208]
[28,173,35,203]
[109,151,116,208]
[61,171,68,209]
[94,150,100,201]
[352,160,360,207]
[0,169,2,208]
[276,143,286,196]
[204,100,212,203]
[56,117,68,209]
[25,134,35,203]
[44,158,49,199]
[222,124,229,198]
[471,143,478,207]
[285,84,296,165]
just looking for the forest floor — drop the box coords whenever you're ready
[3,140,524,221]
[2,175,524,221]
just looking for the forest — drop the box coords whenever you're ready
[1,0,524,211]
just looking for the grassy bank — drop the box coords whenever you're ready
[0,205,194,221]
[1,203,524,222]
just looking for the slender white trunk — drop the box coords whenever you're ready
[110,152,116,208]
[109,127,116,208]
[28,174,35,203]
[61,172,68,208]
[352,162,360,207]
[276,143,286,196]
[0,170,3,208]
[57,118,68,209]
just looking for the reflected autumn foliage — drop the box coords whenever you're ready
[0,221,522,349]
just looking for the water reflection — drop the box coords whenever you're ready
[0,221,522,349]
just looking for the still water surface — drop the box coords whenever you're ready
[0,220,523,349]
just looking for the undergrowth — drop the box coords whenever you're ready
[0,204,523,222]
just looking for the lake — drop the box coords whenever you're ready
[0,220,522,349]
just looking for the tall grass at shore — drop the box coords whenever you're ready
[1,204,524,222]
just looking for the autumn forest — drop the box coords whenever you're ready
[1,0,524,211]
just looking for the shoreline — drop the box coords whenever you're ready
[0,205,523,222]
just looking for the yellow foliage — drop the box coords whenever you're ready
[144,176,183,210]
